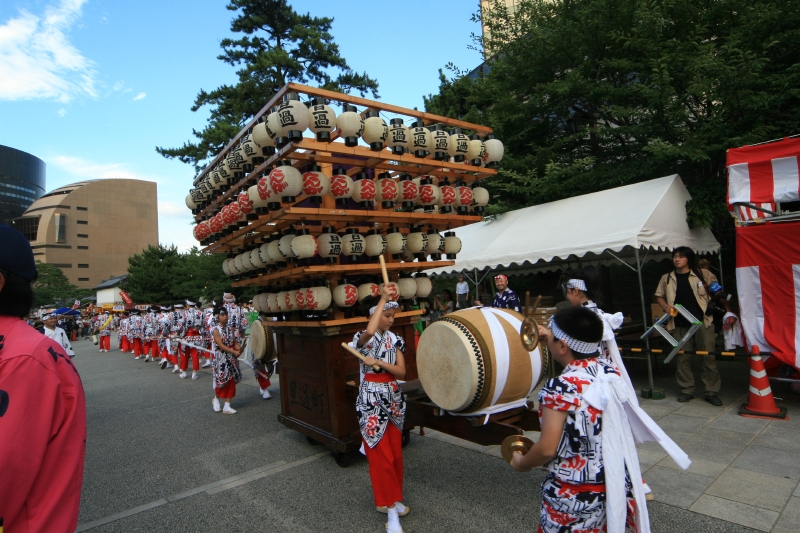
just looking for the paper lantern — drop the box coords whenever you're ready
[222,258,232,277]
[352,171,376,207]
[267,232,286,265]
[330,168,353,207]
[340,228,365,261]
[302,164,330,205]
[250,248,266,270]
[483,134,504,168]
[290,228,317,264]
[247,182,267,216]
[362,111,388,151]
[305,285,332,312]
[414,273,432,298]
[317,226,342,263]
[279,230,297,263]
[365,229,387,258]
[410,120,432,158]
[210,212,224,239]
[397,273,417,301]
[402,246,416,262]
[426,229,445,261]
[238,188,255,220]
[209,170,225,194]
[333,282,358,308]
[444,231,462,259]
[455,183,473,215]
[220,204,234,233]
[376,172,398,208]
[471,185,490,214]
[252,293,263,312]
[337,104,364,147]
[241,251,257,273]
[399,174,417,208]
[259,242,276,267]
[357,280,380,302]
[196,180,211,201]
[295,286,307,310]
[277,289,293,312]
[269,161,303,203]
[239,133,262,170]
[251,121,276,156]
[385,227,406,259]
[226,145,245,179]
[448,128,470,163]
[269,292,281,313]
[228,201,246,229]
[185,193,197,212]
[418,177,441,212]
[308,98,337,142]
[379,282,400,302]
[406,225,428,259]
[259,293,271,313]
[274,92,310,147]
[438,179,456,214]
[265,108,281,147]
[431,125,450,161]
[233,253,246,274]
[387,118,410,156]
[467,134,486,167]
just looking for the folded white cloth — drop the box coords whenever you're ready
[722,312,744,350]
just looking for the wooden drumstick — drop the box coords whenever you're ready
[341,342,381,371]
[378,254,390,285]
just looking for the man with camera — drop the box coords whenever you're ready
[655,247,725,406]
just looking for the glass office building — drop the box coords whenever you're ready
[0,145,46,225]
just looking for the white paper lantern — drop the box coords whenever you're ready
[279,231,297,263]
[222,258,232,276]
[467,134,486,166]
[425,230,445,260]
[448,128,470,163]
[252,293,263,312]
[399,174,418,208]
[233,253,245,273]
[431,125,450,161]
[340,229,365,261]
[241,251,257,272]
[269,162,303,203]
[251,121,276,156]
[308,98,337,142]
[330,168,354,207]
[483,134,504,168]
[267,235,286,264]
[455,183,474,214]
[265,109,281,146]
[444,231,462,259]
[277,290,293,312]
[362,111,388,151]
[268,292,280,313]
[385,227,406,258]
[185,193,197,212]
[357,281,380,302]
[379,282,400,302]
[239,134,262,169]
[409,120,432,158]
[376,172,399,208]
[317,227,342,263]
[352,172,376,207]
[406,226,428,258]
[337,104,364,147]
[414,273,432,298]
[365,229,387,257]
[250,248,266,269]
[294,287,307,310]
[290,230,317,262]
[471,185,490,214]
[397,274,417,300]
[302,164,330,205]
[304,286,332,311]
[418,178,441,211]
[238,189,255,220]
[386,118,410,156]
[333,283,358,307]
[259,242,276,266]
[247,181,268,215]
[274,93,310,146]
[438,181,456,214]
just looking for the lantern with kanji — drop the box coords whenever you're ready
[238,188,255,221]
[365,229,387,258]
[418,177,441,213]
[406,225,428,259]
[352,171,376,208]
[279,229,297,264]
[471,184,490,214]
[410,120,432,158]
[414,273,432,298]
[340,228,365,262]
[317,226,342,263]
[248,176,271,215]
[185,193,197,214]
[251,119,277,157]
[387,118,410,156]
[454,182,473,215]
[249,247,266,272]
[483,134,504,168]
[337,104,364,147]
[330,168,354,207]
[274,92,310,147]
[265,107,281,147]
[269,161,303,204]
[448,128,470,163]
[267,231,286,266]
[305,281,332,312]
[376,172,398,208]
[379,281,400,301]
[444,231,462,259]
[437,178,456,214]
[302,164,330,205]
[239,133,263,171]
[333,280,358,308]
[226,145,245,179]
[307,97,337,142]
[362,111,388,151]
[291,228,317,265]
[357,277,380,302]
[399,174,418,209]
[294,284,307,311]
[467,134,486,167]
[277,287,293,312]
[431,125,450,161]
[385,227,406,259]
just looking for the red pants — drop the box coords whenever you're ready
[180,346,199,371]
[216,379,236,399]
[256,374,271,390]
[99,335,110,351]
[149,339,159,356]
[132,338,143,358]
[364,423,404,507]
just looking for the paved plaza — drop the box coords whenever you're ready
[74,339,800,532]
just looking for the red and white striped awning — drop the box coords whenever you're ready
[727,137,800,206]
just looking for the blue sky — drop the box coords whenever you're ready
[0,0,483,251]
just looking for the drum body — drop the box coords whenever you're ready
[416,307,546,413]
[250,320,275,363]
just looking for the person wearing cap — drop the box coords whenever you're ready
[97,310,113,352]
[0,223,87,532]
[455,275,470,309]
[43,313,75,357]
[474,274,522,312]
[179,300,204,380]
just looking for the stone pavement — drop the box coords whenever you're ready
[73,338,799,532]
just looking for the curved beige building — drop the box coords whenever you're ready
[13,179,158,288]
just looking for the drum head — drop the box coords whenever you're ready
[249,321,275,363]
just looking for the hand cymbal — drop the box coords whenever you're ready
[501,435,534,464]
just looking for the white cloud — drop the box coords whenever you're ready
[158,201,184,217]
[0,0,97,102]
[57,108,66,117]
[133,91,146,101]
[49,155,164,185]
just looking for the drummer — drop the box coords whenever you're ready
[473,274,522,312]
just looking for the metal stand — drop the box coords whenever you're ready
[640,304,701,364]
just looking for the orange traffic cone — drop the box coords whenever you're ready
[739,346,789,420]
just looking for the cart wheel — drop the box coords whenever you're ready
[402,430,411,448]
[306,436,318,446]
[333,452,349,468]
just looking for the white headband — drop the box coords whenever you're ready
[549,317,601,355]
[566,279,587,291]
[369,301,400,316]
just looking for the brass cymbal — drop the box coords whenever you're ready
[501,435,534,464]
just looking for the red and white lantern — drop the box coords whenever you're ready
[483,134,504,168]
[357,280,380,302]
[305,284,332,312]
[455,183,474,215]
[379,282,400,302]
[333,282,358,308]
[352,172,376,207]
[302,164,330,205]
[238,188,255,221]
[330,168,354,207]
[418,177,441,212]
[438,179,456,214]
[376,172,399,208]
[399,174,418,208]
[269,161,303,203]
[295,286,307,310]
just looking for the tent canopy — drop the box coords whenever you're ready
[430,175,720,278]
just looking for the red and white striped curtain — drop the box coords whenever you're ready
[727,137,800,207]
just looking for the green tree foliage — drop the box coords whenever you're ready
[31,262,92,308]
[156,0,379,174]
[425,0,800,227]
[171,247,232,303]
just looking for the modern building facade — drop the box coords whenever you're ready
[0,145,46,224]
[13,179,158,289]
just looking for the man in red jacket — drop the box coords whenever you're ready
[0,223,87,533]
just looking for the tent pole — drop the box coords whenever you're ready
[633,247,664,399]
